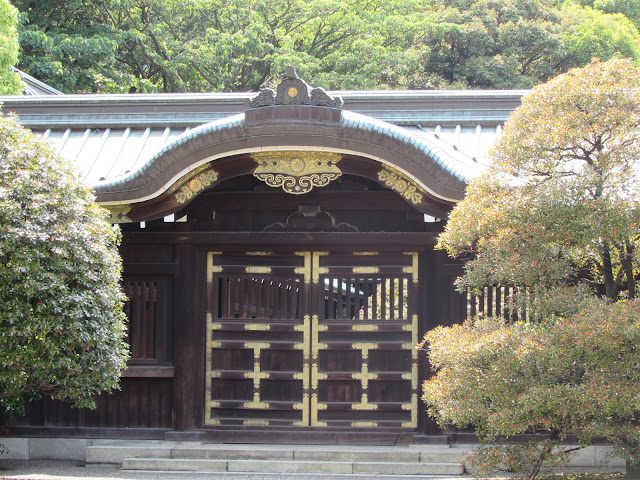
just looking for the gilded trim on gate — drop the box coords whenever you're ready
[312,315,328,358]
[352,324,378,332]
[244,420,270,426]
[310,313,329,426]
[242,343,271,409]
[312,252,329,284]
[293,393,310,426]
[245,323,271,331]
[245,266,272,274]
[352,345,380,412]
[352,364,378,390]
[402,364,418,383]
[351,343,378,358]
[402,252,419,284]
[207,252,223,281]
[244,342,271,353]
[352,421,378,427]
[293,314,312,424]
[404,314,420,359]
[205,300,224,425]
[244,393,270,409]
[294,315,311,360]
[295,252,312,284]
[243,373,270,409]
[169,163,210,193]
[311,364,328,390]
[294,363,310,389]
[311,393,327,427]
[252,151,342,195]
[402,393,418,428]
[378,167,423,205]
[352,393,378,411]
[352,267,379,274]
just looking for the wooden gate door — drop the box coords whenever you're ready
[205,251,419,428]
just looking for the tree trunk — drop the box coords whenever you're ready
[599,243,618,300]
[620,242,636,299]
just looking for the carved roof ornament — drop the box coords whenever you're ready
[252,150,342,194]
[104,204,132,223]
[378,166,424,205]
[244,66,343,110]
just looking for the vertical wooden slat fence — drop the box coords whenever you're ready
[467,286,535,322]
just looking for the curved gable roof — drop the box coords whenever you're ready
[93,107,481,205]
[1,69,523,220]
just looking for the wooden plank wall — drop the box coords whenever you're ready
[2,180,472,436]
[2,244,176,431]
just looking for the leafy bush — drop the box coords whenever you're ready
[428,59,640,479]
[422,299,640,479]
[0,113,129,414]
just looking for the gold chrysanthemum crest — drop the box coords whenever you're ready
[175,169,219,203]
[252,151,342,195]
[378,167,423,205]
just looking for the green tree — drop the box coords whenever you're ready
[423,299,640,479]
[13,0,427,93]
[439,58,640,301]
[575,0,640,29]
[560,4,640,68]
[0,0,22,95]
[0,113,129,414]
[424,59,640,478]
[11,0,640,92]
[14,0,146,93]
[420,0,567,89]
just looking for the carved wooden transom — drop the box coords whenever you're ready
[252,151,342,195]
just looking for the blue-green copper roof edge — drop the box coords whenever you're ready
[340,110,477,184]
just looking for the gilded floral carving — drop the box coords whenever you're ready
[377,167,423,205]
[175,169,219,203]
[252,151,342,195]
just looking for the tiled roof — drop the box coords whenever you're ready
[12,67,63,96]
[0,90,523,202]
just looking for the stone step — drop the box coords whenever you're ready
[171,446,464,463]
[86,442,465,465]
[86,443,173,464]
[121,457,465,475]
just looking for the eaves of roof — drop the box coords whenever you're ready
[0,89,525,129]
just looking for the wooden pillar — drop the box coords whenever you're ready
[418,249,467,435]
[172,244,205,431]
[419,249,436,435]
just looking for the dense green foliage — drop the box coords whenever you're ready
[0,0,21,94]
[423,299,640,479]
[0,114,129,414]
[10,0,640,93]
[440,58,640,302]
[424,59,640,478]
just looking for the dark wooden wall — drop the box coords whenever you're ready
[3,175,468,437]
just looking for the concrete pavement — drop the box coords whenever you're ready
[0,459,466,480]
